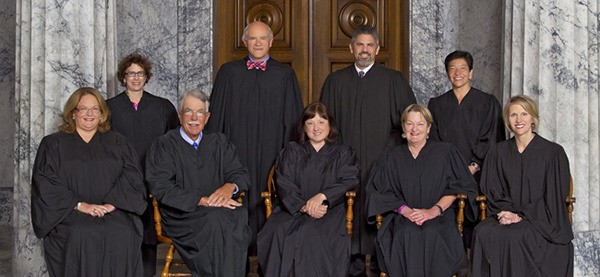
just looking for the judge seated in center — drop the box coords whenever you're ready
[145,90,251,277]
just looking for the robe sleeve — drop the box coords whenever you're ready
[165,100,180,130]
[320,146,360,208]
[146,137,201,212]
[282,69,304,142]
[365,153,406,223]
[31,136,79,238]
[479,145,513,214]
[205,66,231,133]
[220,136,250,193]
[470,95,505,165]
[519,146,573,243]
[274,144,306,214]
[444,145,479,221]
[102,138,147,215]
[427,97,442,142]
[389,72,416,143]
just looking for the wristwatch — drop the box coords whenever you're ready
[469,162,481,172]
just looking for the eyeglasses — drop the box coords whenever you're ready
[182,109,208,117]
[125,71,146,78]
[75,107,101,115]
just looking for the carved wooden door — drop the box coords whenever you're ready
[214,0,407,105]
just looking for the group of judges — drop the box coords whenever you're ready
[31,21,574,277]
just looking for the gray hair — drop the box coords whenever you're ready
[242,21,274,41]
[178,90,210,112]
[351,25,379,46]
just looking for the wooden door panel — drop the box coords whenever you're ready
[214,0,406,105]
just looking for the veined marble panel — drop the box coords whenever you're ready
[116,0,179,104]
[573,230,600,277]
[116,0,213,106]
[0,0,15,194]
[409,0,503,104]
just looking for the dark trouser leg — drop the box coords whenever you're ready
[348,254,366,277]
[142,243,157,277]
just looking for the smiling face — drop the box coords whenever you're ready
[304,114,331,148]
[179,95,210,141]
[402,111,431,146]
[74,94,101,134]
[349,34,380,69]
[123,63,146,94]
[243,21,273,61]
[446,57,473,90]
[507,103,534,137]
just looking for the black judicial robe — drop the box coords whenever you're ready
[206,57,303,254]
[257,142,359,276]
[107,91,179,245]
[428,88,505,181]
[31,131,147,277]
[145,130,251,277]
[320,63,416,253]
[366,141,478,277]
[472,135,574,277]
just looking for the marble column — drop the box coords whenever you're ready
[503,0,600,275]
[13,0,117,275]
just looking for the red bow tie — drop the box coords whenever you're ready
[247,60,267,71]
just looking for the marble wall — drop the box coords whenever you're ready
[0,0,15,225]
[409,0,503,104]
[115,0,214,104]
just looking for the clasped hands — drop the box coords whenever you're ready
[300,193,328,219]
[400,206,439,226]
[496,211,522,225]
[198,183,242,209]
[77,202,116,217]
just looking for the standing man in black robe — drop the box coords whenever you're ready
[146,90,251,277]
[206,20,304,257]
[319,25,416,276]
[427,50,505,256]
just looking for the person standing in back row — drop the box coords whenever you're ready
[206,20,304,259]
[107,53,179,277]
[319,25,416,276]
[427,50,505,258]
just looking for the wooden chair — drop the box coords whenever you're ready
[152,197,192,277]
[475,177,576,223]
[377,193,468,277]
[152,193,246,277]
[261,166,357,235]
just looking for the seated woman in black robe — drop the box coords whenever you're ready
[366,104,478,277]
[471,95,574,276]
[257,102,360,276]
[31,87,147,277]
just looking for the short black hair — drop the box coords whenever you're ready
[444,50,474,73]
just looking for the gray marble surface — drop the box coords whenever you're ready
[409,0,503,104]
[0,0,15,192]
[574,230,600,277]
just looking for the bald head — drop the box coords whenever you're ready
[242,21,274,61]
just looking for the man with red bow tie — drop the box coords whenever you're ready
[206,20,303,264]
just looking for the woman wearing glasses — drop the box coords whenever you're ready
[107,53,179,276]
[31,87,147,276]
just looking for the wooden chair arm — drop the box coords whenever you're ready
[261,191,272,219]
[566,196,576,224]
[456,193,467,236]
[345,191,356,236]
[476,195,487,220]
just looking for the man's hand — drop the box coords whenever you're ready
[300,193,328,219]
[497,211,522,225]
[199,183,242,210]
